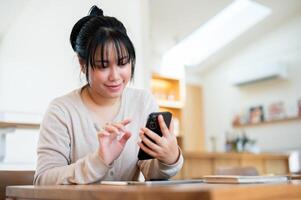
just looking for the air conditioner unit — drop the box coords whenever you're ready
[231,64,288,86]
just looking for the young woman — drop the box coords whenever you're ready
[33,5,183,185]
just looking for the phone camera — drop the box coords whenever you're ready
[149,118,157,129]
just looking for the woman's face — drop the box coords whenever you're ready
[87,43,132,99]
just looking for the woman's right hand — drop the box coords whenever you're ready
[97,119,132,166]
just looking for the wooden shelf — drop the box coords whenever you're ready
[150,73,185,149]
[0,121,40,129]
[233,116,301,128]
[152,73,180,81]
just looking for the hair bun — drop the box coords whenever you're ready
[70,16,92,51]
[89,5,104,17]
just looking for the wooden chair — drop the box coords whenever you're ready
[215,166,259,176]
[0,170,35,200]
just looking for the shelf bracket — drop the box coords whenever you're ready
[0,127,16,135]
[0,134,6,162]
[0,128,16,162]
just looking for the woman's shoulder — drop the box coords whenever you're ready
[124,87,158,112]
[123,87,158,117]
[48,88,82,111]
[124,87,154,101]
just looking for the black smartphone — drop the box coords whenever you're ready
[138,111,172,160]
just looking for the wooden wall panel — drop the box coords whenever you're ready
[177,152,289,179]
[265,159,289,174]
[241,159,265,174]
[182,85,204,152]
[183,159,213,178]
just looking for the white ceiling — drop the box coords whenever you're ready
[1,0,301,74]
[149,0,301,74]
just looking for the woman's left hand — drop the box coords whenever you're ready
[138,115,180,165]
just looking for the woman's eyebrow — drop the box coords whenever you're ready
[95,60,108,63]
[118,56,129,60]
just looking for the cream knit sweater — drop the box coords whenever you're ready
[34,87,183,185]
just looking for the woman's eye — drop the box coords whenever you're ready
[119,62,127,66]
[118,58,129,66]
[95,62,108,69]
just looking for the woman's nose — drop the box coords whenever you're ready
[108,66,119,81]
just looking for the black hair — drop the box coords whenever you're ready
[70,5,136,83]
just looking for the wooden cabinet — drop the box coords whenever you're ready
[150,74,205,153]
[175,152,289,179]
[150,74,185,149]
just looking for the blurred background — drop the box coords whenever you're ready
[0,0,300,177]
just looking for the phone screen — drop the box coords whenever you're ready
[138,111,172,160]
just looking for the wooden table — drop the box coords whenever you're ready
[6,181,301,200]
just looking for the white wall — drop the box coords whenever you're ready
[202,14,301,152]
[0,0,150,114]
[0,0,150,167]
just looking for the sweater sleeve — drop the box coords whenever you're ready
[33,101,111,185]
[137,91,184,180]
[138,148,184,180]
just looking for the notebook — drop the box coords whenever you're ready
[203,175,289,184]
[100,179,203,185]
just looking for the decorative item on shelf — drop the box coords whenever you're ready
[285,100,299,118]
[249,105,264,124]
[167,92,176,101]
[232,99,301,128]
[225,131,259,153]
[173,117,180,136]
[232,115,240,127]
[232,109,249,126]
[152,89,167,101]
[267,101,285,121]
[240,111,250,125]
[151,74,182,103]
[225,131,236,152]
[209,135,217,152]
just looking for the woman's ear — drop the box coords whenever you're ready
[77,55,86,73]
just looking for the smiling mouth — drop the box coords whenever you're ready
[104,83,123,92]
[105,84,122,87]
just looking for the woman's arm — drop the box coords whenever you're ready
[34,102,110,185]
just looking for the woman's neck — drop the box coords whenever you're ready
[85,85,120,107]
[81,85,122,124]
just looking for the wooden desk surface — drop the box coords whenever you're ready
[6,181,301,200]
[183,152,289,160]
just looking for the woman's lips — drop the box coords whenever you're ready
[105,83,122,92]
